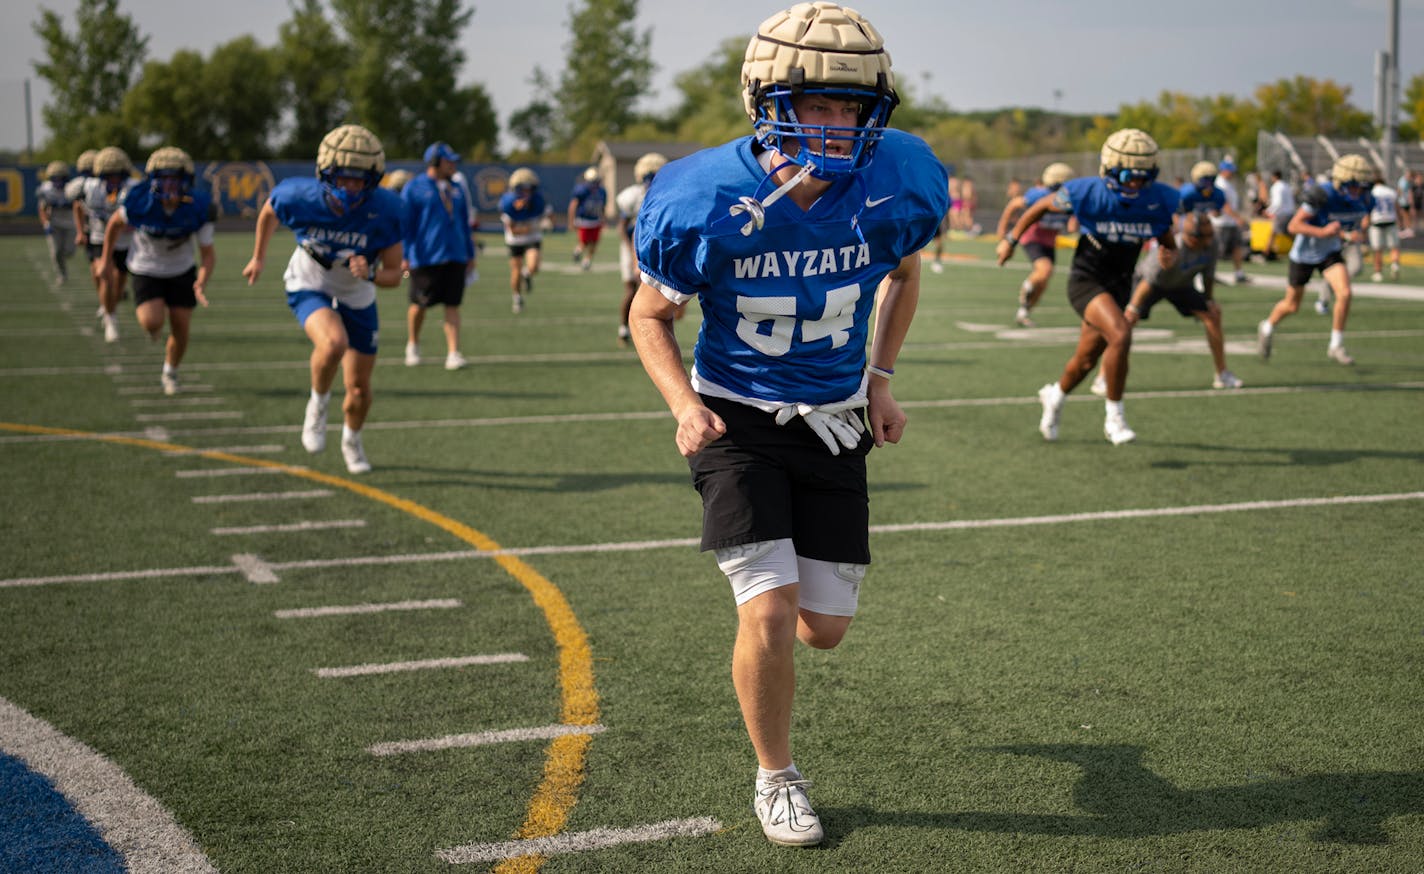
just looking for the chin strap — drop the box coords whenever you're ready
[729,160,817,236]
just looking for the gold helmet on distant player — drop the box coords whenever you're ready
[634,152,666,183]
[583,166,599,182]
[1190,160,1218,190]
[740,1,898,177]
[381,169,413,191]
[316,124,385,207]
[509,167,540,191]
[44,161,70,182]
[93,146,132,177]
[74,149,98,176]
[1042,162,1074,189]
[1099,128,1159,201]
[1330,153,1373,190]
[146,146,195,199]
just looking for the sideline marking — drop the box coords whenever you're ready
[437,817,723,865]
[211,519,366,536]
[177,466,288,478]
[231,553,279,584]
[0,420,600,874]
[368,723,607,757]
[0,695,217,872]
[192,489,333,503]
[315,653,529,678]
[274,598,463,619]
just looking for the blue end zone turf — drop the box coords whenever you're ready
[0,752,124,873]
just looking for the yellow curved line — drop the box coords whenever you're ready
[0,422,597,872]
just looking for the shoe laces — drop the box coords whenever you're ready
[756,778,815,821]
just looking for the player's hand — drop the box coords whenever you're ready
[674,405,726,457]
[995,238,1014,266]
[348,254,370,280]
[193,282,209,307]
[1323,220,1342,238]
[242,257,263,285]
[867,384,906,447]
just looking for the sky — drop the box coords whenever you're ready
[1,0,1419,155]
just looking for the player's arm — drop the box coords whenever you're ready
[996,196,1057,265]
[1124,278,1152,326]
[352,242,404,287]
[629,284,725,458]
[995,196,1025,238]
[1287,203,1337,239]
[38,198,53,231]
[72,199,88,245]
[242,200,280,285]
[865,252,920,447]
[1155,227,1178,270]
[194,241,216,305]
[99,210,128,273]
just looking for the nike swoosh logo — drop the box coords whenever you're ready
[865,195,895,208]
[1147,204,1161,210]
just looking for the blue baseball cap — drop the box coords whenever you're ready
[423,142,459,164]
[1219,156,1236,172]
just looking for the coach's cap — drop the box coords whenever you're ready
[1219,156,1236,172]
[424,142,460,164]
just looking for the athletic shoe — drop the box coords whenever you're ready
[301,395,328,453]
[617,325,631,348]
[580,258,592,271]
[1313,298,1330,315]
[95,305,105,322]
[512,294,525,314]
[103,314,119,343]
[1327,346,1355,366]
[1104,412,1137,445]
[753,772,824,847]
[405,343,420,366]
[930,260,944,274]
[1371,272,1383,283]
[341,431,371,474]
[1014,307,1034,328]
[160,372,179,396]
[1037,383,1063,442]
[1234,270,1250,284]
[444,351,468,371]
[571,248,582,263]
[1256,321,1273,360]
[1390,263,1400,279]
[1089,373,1108,397]
[1212,370,1243,390]
[520,269,533,294]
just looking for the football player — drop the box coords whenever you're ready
[101,147,217,395]
[628,2,947,848]
[77,147,139,343]
[995,161,1076,327]
[567,166,607,271]
[242,124,405,473]
[613,151,665,346]
[35,161,75,287]
[1257,153,1374,366]
[498,167,550,313]
[998,128,1180,444]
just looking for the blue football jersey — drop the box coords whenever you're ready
[637,131,948,406]
[268,177,404,304]
[1053,176,1180,288]
[401,174,474,268]
[1023,185,1070,232]
[122,184,216,240]
[1289,183,1372,265]
[1178,183,1225,215]
[569,182,607,226]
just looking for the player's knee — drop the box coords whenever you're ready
[798,613,852,649]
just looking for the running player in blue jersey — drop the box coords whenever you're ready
[101,147,217,395]
[629,2,947,848]
[78,147,139,344]
[998,128,1180,445]
[1257,153,1374,366]
[498,167,551,313]
[567,166,607,271]
[242,125,405,474]
[996,161,1076,327]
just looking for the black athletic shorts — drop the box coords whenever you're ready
[1135,282,1209,320]
[132,268,198,309]
[1023,242,1056,264]
[1066,274,1130,317]
[688,394,871,564]
[1288,250,1345,287]
[408,262,467,307]
[88,245,129,274]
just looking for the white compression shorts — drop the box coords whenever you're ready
[715,538,866,617]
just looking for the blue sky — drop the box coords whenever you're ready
[1,0,1418,153]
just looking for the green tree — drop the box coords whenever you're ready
[276,0,351,159]
[122,50,214,155]
[31,0,148,153]
[555,0,654,150]
[1254,76,1373,139]
[664,36,747,147]
[508,67,561,158]
[1401,72,1423,142]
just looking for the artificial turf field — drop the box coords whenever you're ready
[1,228,1422,873]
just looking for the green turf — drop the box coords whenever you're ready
[1,230,1422,873]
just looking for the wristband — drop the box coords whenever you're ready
[1125,303,1141,315]
[1002,233,1017,246]
[866,364,894,380]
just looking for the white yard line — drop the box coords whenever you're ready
[211,519,366,535]
[313,653,528,678]
[231,553,279,584]
[273,599,462,619]
[163,444,286,456]
[133,411,244,423]
[176,466,289,478]
[367,723,607,757]
[435,817,722,865]
[191,489,332,503]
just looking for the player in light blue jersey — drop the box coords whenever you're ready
[1178,161,1226,217]
[629,2,946,848]
[242,125,405,473]
[1257,153,1374,366]
[998,128,1180,444]
[996,162,1076,326]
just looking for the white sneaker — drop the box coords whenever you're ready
[103,314,119,343]
[1390,263,1400,279]
[1234,270,1250,284]
[95,305,106,321]
[1313,298,1330,316]
[754,772,824,847]
[161,371,179,396]
[1037,383,1063,442]
[1327,346,1355,366]
[444,351,468,371]
[1257,321,1273,360]
[1371,272,1383,283]
[1014,307,1034,328]
[617,325,631,347]
[580,258,592,271]
[1212,370,1243,390]
[405,343,420,366]
[1089,373,1108,397]
[930,260,944,274]
[341,431,371,474]
[301,396,328,453]
[512,294,525,314]
[1104,412,1137,445]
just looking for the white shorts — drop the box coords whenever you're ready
[619,238,638,283]
[1368,223,1398,252]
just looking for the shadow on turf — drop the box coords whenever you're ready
[822,744,1421,845]
[1147,442,1424,469]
